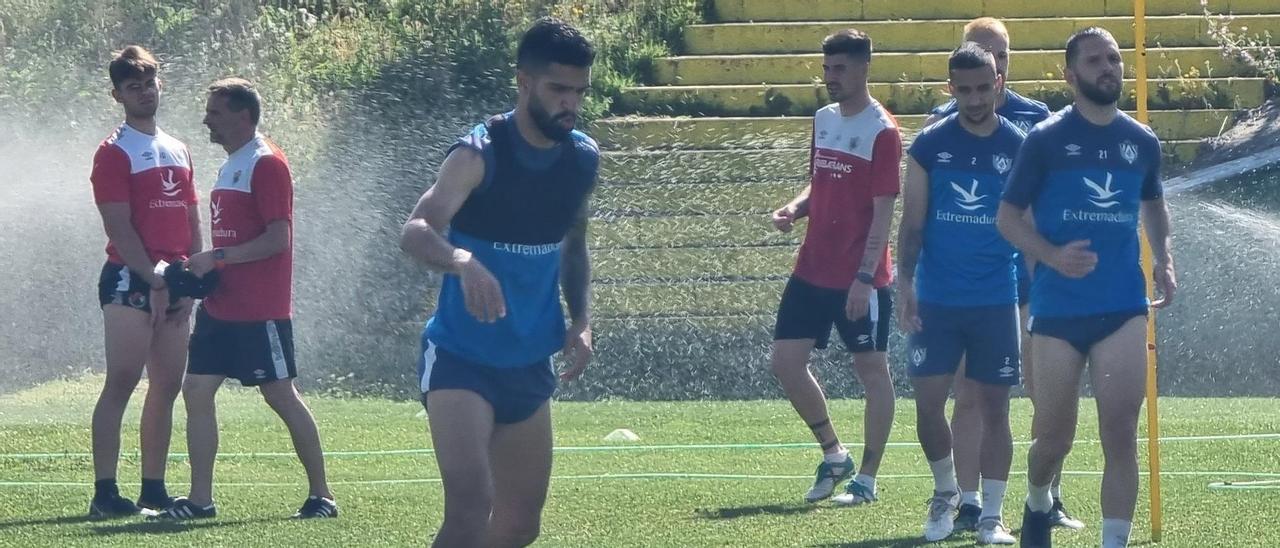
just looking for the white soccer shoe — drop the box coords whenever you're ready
[923,491,958,542]
[977,517,1016,545]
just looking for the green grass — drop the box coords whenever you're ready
[2,377,1280,547]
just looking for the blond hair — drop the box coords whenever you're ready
[963,17,1009,41]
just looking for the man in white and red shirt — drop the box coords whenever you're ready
[769,28,902,507]
[152,78,336,521]
[89,45,200,518]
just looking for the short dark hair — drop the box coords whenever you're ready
[516,17,595,72]
[208,78,262,125]
[1065,27,1116,66]
[949,42,996,72]
[109,45,158,88]
[822,29,872,62]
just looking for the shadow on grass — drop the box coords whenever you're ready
[694,502,820,520]
[0,514,97,530]
[811,535,970,547]
[87,517,278,536]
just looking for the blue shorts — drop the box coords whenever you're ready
[1028,309,1148,355]
[907,303,1021,386]
[418,337,557,425]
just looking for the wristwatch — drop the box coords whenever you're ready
[856,271,875,285]
[212,248,227,270]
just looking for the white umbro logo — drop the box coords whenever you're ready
[1065,144,1082,156]
[999,366,1016,377]
[857,334,871,344]
[937,152,953,163]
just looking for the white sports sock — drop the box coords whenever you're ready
[824,449,850,464]
[854,473,876,493]
[928,456,958,494]
[980,479,1007,520]
[1102,518,1132,548]
[1026,482,1053,513]
[1050,483,1062,500]
[961,490,981,507]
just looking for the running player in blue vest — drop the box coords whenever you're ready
[898,43,1022,545]
[926,17,1083,534]
[399,18,597,547]
[997,27,1176,548]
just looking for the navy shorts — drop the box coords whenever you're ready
[418,338,557,425]
[907,303,1021,386]
[1028,309,1148,355]
[774,275,892,353]
[188,306,297,386]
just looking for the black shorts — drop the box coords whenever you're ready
[188,306,297,386]
[98,262,155,313]
[774,275,892,353]
[1028,309,1148,355]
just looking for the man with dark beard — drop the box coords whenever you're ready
[399,17,597,547]
[996,27,1176,548]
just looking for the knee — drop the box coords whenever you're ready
[1031,434,1073,460]
[492,518,541,548]
[102,370,142,400]
[182,380,217,407]
[260,382,301,412]
[148,373,184,401]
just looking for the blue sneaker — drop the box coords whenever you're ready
[804,455,854,502]
[1020,503,1053,547]
[832,477,878,506]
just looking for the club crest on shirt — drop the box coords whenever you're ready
[1119,140,1138,165]
[910,346,927,366]
[992,153,1013,174]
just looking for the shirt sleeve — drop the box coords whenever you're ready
[930,99,956,117]
[251,156,293,223]
[447,123,497,190]
[1141,136,1164,200]
[906,126,934,172]
[1002,130,1048,208]
[869,128,903,197]
[90,144,131,204]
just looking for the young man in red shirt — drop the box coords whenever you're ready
[770,29,901,507]
[89,45,200,518]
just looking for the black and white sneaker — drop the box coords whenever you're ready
[147,496,217,521]
[1049,498,1085,530]
[293,496,338,519]
[88,493,142,519]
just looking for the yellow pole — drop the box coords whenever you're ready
[1133,0,1163,542]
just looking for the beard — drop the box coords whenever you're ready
[125,102,158,119]
[962,107,993,126]
[529,95,574,142]
[1077,74,1122,105]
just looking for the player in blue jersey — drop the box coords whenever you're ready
[926,18,1084,535]
[897,43,1022,545]
[399,18,598,548]
[997,27,1176,548]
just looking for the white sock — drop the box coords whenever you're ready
[824,449,850,464]
[1050,482,1062,500]
[1102,518,1132,548]
[961,490,981,507]
[1026,481,1053,513]
[980,479,1007,520]
[854,473,876,493]
[928,456,958,494]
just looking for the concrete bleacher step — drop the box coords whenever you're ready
[651,47,1256,85]
[710,0,1280,23]
[681,15,1280,54]
[593,110,1232,149]
[619,77,1264,117]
